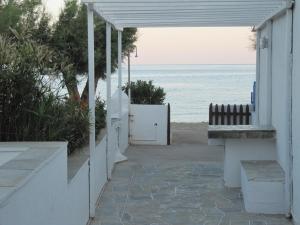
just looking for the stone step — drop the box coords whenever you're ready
[241,160,285,214]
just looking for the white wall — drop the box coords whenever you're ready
[292,0,300,223]
[257,13,292,214]
[0,137,112,225]
[271,14,289,173]
[130,104,168,145]
[95,135,108,200]
[258,26,270,126]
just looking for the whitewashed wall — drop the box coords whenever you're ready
[292,0,300,223]
[0,111,128,225]
[95,135,108,200]
[0,142,91,225]
[270,14,289,176]
[258,27,269,126]
[257,13,291,214]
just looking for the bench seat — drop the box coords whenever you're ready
[241,160,285,214]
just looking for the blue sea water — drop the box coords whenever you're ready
[63,65,255,122]
[78,64,256,122]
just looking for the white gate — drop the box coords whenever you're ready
[129,104,169,145]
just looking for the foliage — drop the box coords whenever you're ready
[50,0,138,103]
[0,0,51,43]
[0,0,136,153]
[123,80,166,105]
[0,34,105,154]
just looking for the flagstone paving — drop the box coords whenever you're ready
[91,124,293,225]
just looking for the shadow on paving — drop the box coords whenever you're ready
[91,123,292,225]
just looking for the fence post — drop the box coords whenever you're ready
[221,104,225,125]
[239,104,244,125]
[246,104,250,125]
[209,103,213,125]
[227,104,231,125]
[215,104,219,125]
[167,103,171,145]
[233,104,237,125]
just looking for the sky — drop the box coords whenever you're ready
[43,0,256,65]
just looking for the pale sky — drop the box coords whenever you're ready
[43,0,256,65]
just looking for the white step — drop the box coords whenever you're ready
[241,160,285,214]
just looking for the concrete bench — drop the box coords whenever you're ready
[241,160,285,214]
[208,125,276,187]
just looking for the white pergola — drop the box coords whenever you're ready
[82,0,293,217]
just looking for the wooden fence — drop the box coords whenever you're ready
[209,103,253,125]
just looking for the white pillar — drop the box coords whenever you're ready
[255,30,261,125]
[286,8,293,215]
[106,23,112,179]
[118,31,122,118]
[87,3,96,218]
[115,31,128,163]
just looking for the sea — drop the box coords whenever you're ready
[64,64,256,123]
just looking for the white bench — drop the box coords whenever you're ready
[241,160,285,214]
[208,125,277,187]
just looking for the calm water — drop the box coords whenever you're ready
[77,64,256,122]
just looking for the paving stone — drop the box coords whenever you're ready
[91,146,293,225]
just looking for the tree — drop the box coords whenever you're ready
[0,0,51,43]
[51,0,138,105]
[0,0,138,106]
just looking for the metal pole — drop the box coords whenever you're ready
[106,23,112,179]
[87,3,96,218]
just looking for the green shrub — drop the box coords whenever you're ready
[0,34,106,154]
[123,80,166,105]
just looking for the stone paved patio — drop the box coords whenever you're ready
[92,124,293,225]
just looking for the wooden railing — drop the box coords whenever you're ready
[209,103,252,125]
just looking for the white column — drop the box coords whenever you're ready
[106,23,112,179]
[118,31,122,118]
[255,30,261,125]
[286,8,293,215]
[115,31,128,163]
[266,20,273,126]
[87,3,96,218]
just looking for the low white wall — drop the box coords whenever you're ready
[95,135,108,200]
[0,136,112,225]
[224,139,276,187]
[0,143,76,225]
[130,104,168,145]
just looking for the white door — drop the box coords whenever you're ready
[129,104,168,145]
